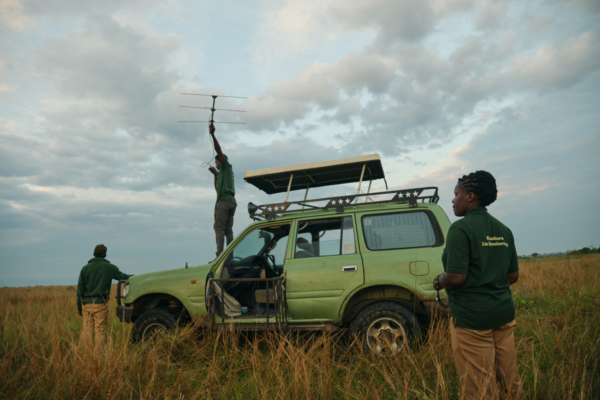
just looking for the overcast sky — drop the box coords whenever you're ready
[1,0,599,286]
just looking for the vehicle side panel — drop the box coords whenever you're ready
[124,264,212,320]
[352,204,448,311]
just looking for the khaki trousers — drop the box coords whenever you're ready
[82,303,109,352]
[450,318,524,400]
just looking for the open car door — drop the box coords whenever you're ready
[206,223,291,330]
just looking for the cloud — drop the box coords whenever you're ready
[521,12,555,37]
[0,0,32,30]
[519,184,551,195]
[507,32,600,90]
[242,50,397,131]
[260,0,332,49]
[8,17,232,193]
[37,16,181,106]
[242,33,515,155]
[395,72,599,252]
[21,0,162,18]
[473,0,510,32]
[332,0,438,43]
[401,74,599,199]
[564,0,600,13]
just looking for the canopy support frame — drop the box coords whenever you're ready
[301,184,310,210]
[283,174,294,204]
[355,164,366,205]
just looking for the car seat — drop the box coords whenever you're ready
[294,237,315,258]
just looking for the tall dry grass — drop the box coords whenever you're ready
[1,255,599,399]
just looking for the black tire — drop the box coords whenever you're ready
[132,308,178,342]
[352,301,420,357]
[165,306,192,326]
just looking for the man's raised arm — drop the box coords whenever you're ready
[209,124,225,162]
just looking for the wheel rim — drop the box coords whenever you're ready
[142,322,168,341]
[366,317,407,356]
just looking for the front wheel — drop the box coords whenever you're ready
[132,308,178,342]
[352,301,419,357]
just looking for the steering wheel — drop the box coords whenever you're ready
[256,255,279,277]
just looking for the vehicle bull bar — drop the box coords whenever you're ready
[207,276,286,330]
[115,279,134,323]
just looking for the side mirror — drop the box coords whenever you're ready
[248,202,258,217]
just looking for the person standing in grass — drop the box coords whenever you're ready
[433,171,523,399]
[207,123,237,258]
[77,244,132,352]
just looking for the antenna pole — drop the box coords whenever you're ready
[210,95,217,125]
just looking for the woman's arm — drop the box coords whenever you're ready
[433,272,466,290]
[507,271,519,285]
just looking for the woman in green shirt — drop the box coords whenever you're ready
[433,171,523,400]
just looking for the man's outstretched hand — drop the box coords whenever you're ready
[209,167,217,175]
[209,124,215,135]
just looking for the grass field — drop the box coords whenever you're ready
[1,254,599,399]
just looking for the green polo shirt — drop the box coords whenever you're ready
[442,207,518,330]
[216,156,236,204]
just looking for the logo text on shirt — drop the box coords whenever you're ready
[482,236,508,247]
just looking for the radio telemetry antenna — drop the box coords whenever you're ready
[178,93,248,168]
[178,93,247,125]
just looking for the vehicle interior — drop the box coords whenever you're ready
[295,217,355,258]
[217,224,290,317]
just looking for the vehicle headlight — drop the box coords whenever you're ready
[121,283,130,298]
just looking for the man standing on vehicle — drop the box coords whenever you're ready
[77,244,132,353]
[433,171,523,399]
[207,123,237,257]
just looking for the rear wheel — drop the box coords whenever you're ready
[352,301,419,357]
[133,308,178,342]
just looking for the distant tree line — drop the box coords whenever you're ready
[566,246,600,256]
[519,245,599,259]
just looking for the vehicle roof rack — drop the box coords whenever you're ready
[247,187,439,221]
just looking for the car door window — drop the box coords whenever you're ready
[362,211,436,250]
[294,216,355,258]
[266,235,289,266]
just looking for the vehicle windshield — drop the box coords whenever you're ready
[229,230,271,260]
[228,224,290,261]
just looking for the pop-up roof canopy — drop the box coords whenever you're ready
[243,154,386,195]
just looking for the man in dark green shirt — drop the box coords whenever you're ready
[208,124,237,257]
[77,244,132,352]
[433,171,523,400]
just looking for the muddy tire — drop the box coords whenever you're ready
[352,301,420,357]
[132,308,178,342]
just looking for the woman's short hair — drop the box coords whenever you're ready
[457,170,498,207]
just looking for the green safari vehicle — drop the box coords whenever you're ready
[116,154,450,356]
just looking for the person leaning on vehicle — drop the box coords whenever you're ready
[76,244,132,352]
[433,171,524,400]
[207,123,237,257]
